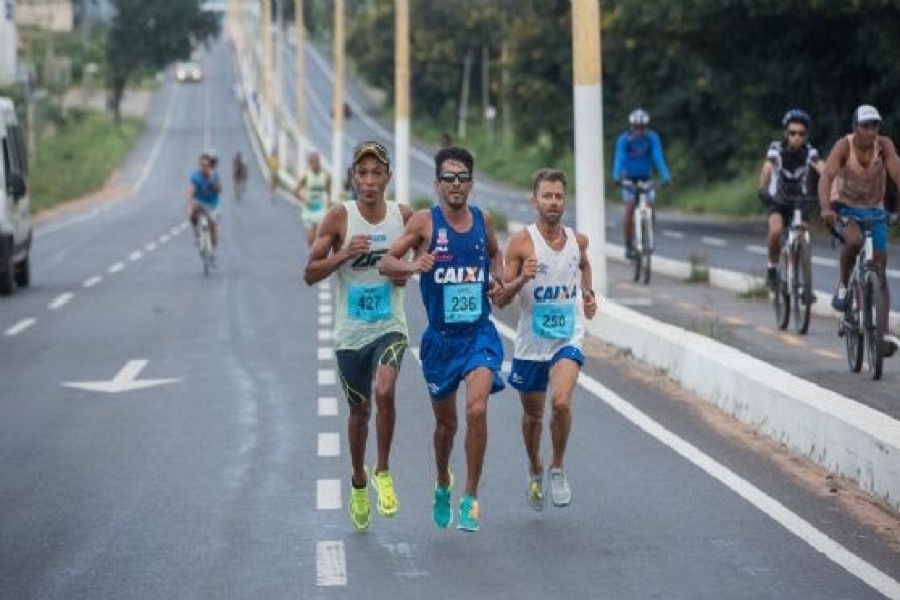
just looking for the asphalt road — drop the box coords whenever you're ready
[1,41,898,599]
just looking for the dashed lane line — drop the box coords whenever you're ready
[129,251,143,262]
[318,347,334,361]
[316,479,341,510]
[318,396,338,417]
[4,318,36,337]
[83,276,102,289]
[108,262,125,274]
[48,292,74,311]
[316,541,347,587]
[317,433,340,457]
[145,242,157,252]
[318,369,336,386]
[813,348,842,360]
[777,333,807,348]
[701,236,727,247]
[663,230,685,240]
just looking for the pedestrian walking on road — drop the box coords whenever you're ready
[379,146,508,533]
[303,141,414,532]
[498,168,598,510]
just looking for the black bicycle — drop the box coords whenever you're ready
[833,212,899,380]
[771,196,817,334]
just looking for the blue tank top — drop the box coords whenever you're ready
[419,205,492,333]
[191,170,220,207]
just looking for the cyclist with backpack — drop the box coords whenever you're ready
[612,109,672,260]
[757,109,825,290]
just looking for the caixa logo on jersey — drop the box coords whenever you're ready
[351,249,388,269]
[533,284,578,302]
[433,266,485,284]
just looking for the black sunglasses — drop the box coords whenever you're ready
[439,171,473,184]
[787,129,806,137]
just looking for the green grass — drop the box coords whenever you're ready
[31,110,143,212]
[665,173,761,216]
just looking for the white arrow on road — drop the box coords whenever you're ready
[63,360,181,394]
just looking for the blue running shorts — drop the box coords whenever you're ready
[420,322,506,400]
[508,346,584,393]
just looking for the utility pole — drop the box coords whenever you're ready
[275,0,284,108]
[331,0,345,205]
[261,0,274,151]
[294,0,307,160]
[394,0,410,205]
[571,0,606,294]
[457,50,473,141]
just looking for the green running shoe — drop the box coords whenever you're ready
[432,471,454,529]
[457,494,480,532]
[349,474,371,532]
[527,471,544,512]
[370,468,398,517]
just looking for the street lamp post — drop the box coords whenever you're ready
[294,0,307,162]
[331,0,345,205]
[571,0,606,295]
[394,0,410,205]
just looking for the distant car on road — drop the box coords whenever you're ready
[175,61,203,83]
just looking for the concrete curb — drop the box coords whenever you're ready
[505,221,900,511]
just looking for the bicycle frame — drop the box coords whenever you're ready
[626,180,655,255]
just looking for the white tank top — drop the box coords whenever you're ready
[304,170,329,211]
[334,201,408,350]
[514,225,585,360]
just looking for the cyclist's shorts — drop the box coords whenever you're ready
[193,201,220,219]
[508,346,584,393]
[836,205,887,252]
[620,185,656,204]
[335,331,408,405]
[420,322,505,401]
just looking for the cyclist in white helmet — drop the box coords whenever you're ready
[612,109,672,259]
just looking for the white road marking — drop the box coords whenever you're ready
[318,347,334,361]
[108,262,124,274]
[489,317,900,599]
[319,315,333,326]
[701,236,727,247]
[134,85,178,193]
[745,244,767,255]
[663,230,685,240]
[317,432,340,457]
[316,479,341,510]
[145,242,157,252]
[319,280,331,291]
[318,329,334,342]
[159,234,170,244]
[318,304,332,315]
[170,226,180,236]
[318,396,338,416]
[5,318,36,337]
[318,369,336,386]
[129,251,143,262]
[319,291,332,303]
[316,541,347,587]
[812,256,839,268]
[886,268,900,280]
[83,276,102,288]
[62,359,182,394]
[48,292,74,310]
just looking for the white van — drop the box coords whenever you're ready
[0,96,32,296]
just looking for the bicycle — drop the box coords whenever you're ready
[194,209,215,276]
[620,179,655,284]
[233,171,247,202]
[771,196,817,334]
[833,211,899,380]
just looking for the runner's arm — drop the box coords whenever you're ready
[577,232,598,319]
[818,138,848,218]
[303,205,359,285]
[500,229,533,306]
[379,210,432,278]
[882,137,900,192]
[481,208,507,306]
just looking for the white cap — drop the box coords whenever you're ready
[853,104,881,125]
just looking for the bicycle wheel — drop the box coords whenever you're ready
[844,280,864,373]
[641,220,652,284]
[792,240,812,334]
[864,270,886,380]
[773,252,790,330]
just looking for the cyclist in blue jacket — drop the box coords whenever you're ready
[612,109,672,259]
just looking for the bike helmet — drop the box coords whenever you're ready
[629,108,650,127]
[781,109,811,129]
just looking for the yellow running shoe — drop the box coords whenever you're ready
[370,468,399,517]
[349,475,371,532]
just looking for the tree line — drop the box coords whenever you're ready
[338,0,900,186]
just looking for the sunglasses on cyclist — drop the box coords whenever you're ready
[438,171,473,184]
[787,129,806,137]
